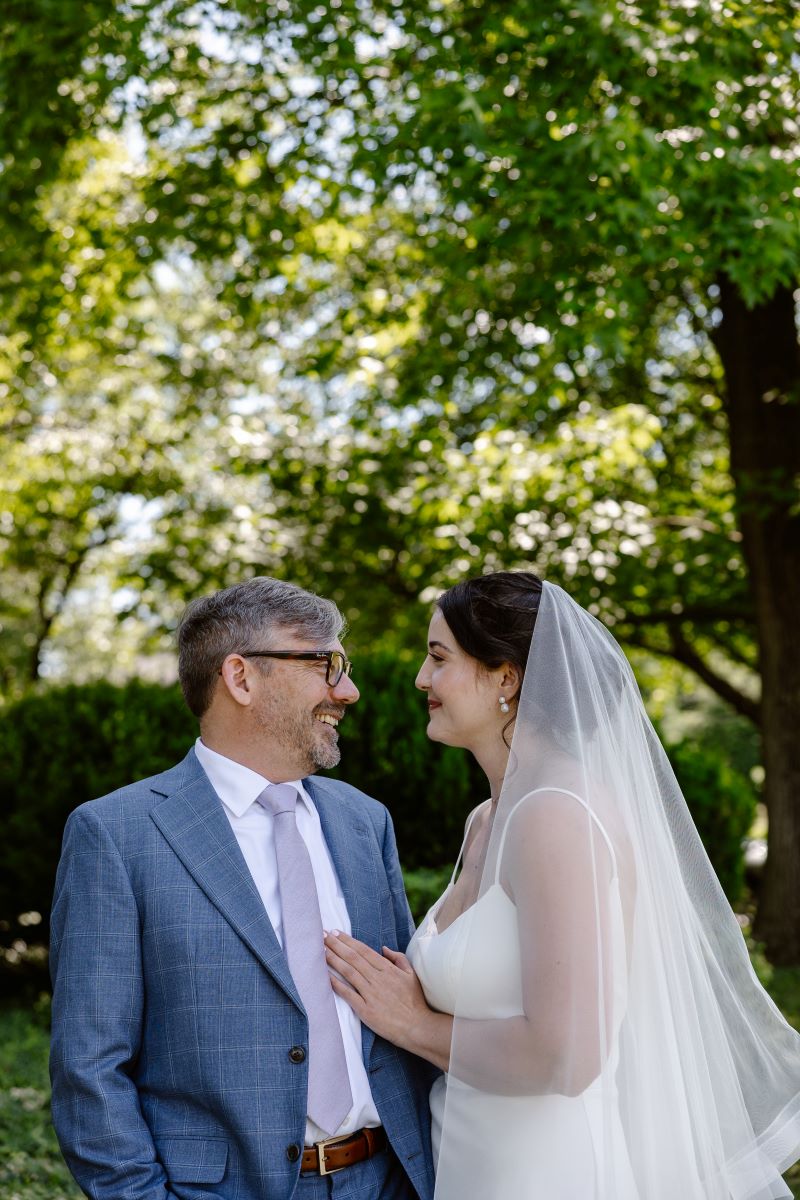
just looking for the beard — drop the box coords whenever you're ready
[309,722,341,771]
[253,693,341,772]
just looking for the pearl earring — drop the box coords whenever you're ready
[499,695,510,714]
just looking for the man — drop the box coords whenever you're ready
[50,577,436,1200]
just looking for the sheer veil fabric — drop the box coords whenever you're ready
[432,582,800,1199]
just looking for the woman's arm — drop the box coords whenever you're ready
[449,792,617,1096]
[327,791,618,1096]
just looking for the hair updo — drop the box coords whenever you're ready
[436,571,544,697]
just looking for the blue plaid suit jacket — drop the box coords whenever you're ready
[50,749,436,1200]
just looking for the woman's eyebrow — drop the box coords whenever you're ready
[428,640,451,653]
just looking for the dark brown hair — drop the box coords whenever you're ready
[437,571,543,731]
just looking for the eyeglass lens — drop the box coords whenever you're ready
[327,652,343,686]
[325,652,352,686]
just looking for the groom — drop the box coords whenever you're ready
[50,577,435,1200]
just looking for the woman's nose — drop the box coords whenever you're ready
[414,663,430,691]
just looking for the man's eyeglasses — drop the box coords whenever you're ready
[240,650,353,687]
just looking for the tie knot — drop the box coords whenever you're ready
[256,783,299,817]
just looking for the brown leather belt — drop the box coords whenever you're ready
[301,1126,387,1175]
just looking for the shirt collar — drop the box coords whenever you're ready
[194,737,313,819]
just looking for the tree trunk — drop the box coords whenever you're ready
[714,276,800,965]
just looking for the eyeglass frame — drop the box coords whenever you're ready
[236,649,353,687]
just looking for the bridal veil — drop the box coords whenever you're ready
[436,582,800,1199]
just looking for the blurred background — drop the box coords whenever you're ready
[1,1,799,1194]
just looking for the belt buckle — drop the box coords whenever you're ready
[316,1130,353,1176]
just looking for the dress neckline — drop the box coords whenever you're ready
[429,880,511,936]
[428,801,490,935]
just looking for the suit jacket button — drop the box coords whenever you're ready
[289,1045,306,1064]
[287,1144,301,1163]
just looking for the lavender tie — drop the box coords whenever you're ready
[257,783,353,1135]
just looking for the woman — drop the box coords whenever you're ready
[325,572,800,1198]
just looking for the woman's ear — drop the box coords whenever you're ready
[500,663,523,703]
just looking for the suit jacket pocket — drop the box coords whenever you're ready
[159,1136,228,1183]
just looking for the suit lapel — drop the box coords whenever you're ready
[306,777,382,951]
[150,751,304,1013]
[307,777,383,1061]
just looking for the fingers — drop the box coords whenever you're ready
[382,946,413,973]
[324,944,363,989]
[325,930,385,964]
[329,971,367,1017]
[324,940,380,997]
[324,931,387,980]
[325,939,369,998]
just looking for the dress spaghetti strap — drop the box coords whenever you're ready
[493,787,619,884]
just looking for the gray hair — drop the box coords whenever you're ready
[177,577,345,718]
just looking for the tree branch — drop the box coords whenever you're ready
[648,514,739,539]
[701,630,760,674]
[28,530,112,682]
[625,629,761,726]
[624,603,753,627]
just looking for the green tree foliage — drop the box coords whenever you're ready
[0,0,768,699]
[1,0,798,956]
[0,0,764,695]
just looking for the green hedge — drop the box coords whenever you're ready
[0,659,480,933]
[0,680,199,934]
[665,739,757,903]
[0,665,756,934]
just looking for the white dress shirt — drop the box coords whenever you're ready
[194,738,381,1145]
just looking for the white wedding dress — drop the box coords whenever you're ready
[407,789,639,1200]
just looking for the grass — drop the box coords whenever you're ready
[2,958,800,1199]
[0,997,82,1200]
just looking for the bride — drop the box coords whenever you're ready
[325,572,800,1198]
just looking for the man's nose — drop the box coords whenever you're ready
[332,672,360,704]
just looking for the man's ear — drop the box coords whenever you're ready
[219,654,255,707]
